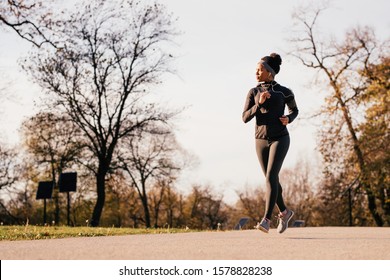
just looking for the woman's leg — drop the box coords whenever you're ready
[276,183,287,213]
[255,138,269,177]
[264,135,290,220]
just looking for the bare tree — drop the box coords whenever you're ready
[0,0,56,47]
[290,4,389,225]
[22,0,178,226]
[118,129,185,228]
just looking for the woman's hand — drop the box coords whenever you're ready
[258,91,271,105]
[279,115,289,126]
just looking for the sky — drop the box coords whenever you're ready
[0,0,389,204]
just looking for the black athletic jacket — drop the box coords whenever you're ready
[242,81,299,140]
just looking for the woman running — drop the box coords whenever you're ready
[242,53,299,233]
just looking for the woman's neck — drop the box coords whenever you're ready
[260,79,276,84]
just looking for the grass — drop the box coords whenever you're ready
[0,225,196,241]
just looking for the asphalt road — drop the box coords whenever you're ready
[1,227,389,260]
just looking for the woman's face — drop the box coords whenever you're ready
[256,62,272,82]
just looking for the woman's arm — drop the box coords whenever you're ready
[285,95,298,123]
[242,88,262,123]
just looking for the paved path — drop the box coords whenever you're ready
[1,227,389,260]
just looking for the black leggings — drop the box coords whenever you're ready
[255,135,290,220]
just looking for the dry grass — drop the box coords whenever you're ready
[0,224,195,241]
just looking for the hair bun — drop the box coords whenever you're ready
[270,53,282,66]
[260,53,282,75]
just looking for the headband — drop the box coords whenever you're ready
[261,60,277,77]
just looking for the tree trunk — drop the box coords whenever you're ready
[167,208,173,228]
[90,169,107,227]
[154,209,159,228]
[51,164,60,225]
[141,195,151,228]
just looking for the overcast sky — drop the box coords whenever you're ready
[1,0,389,203]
